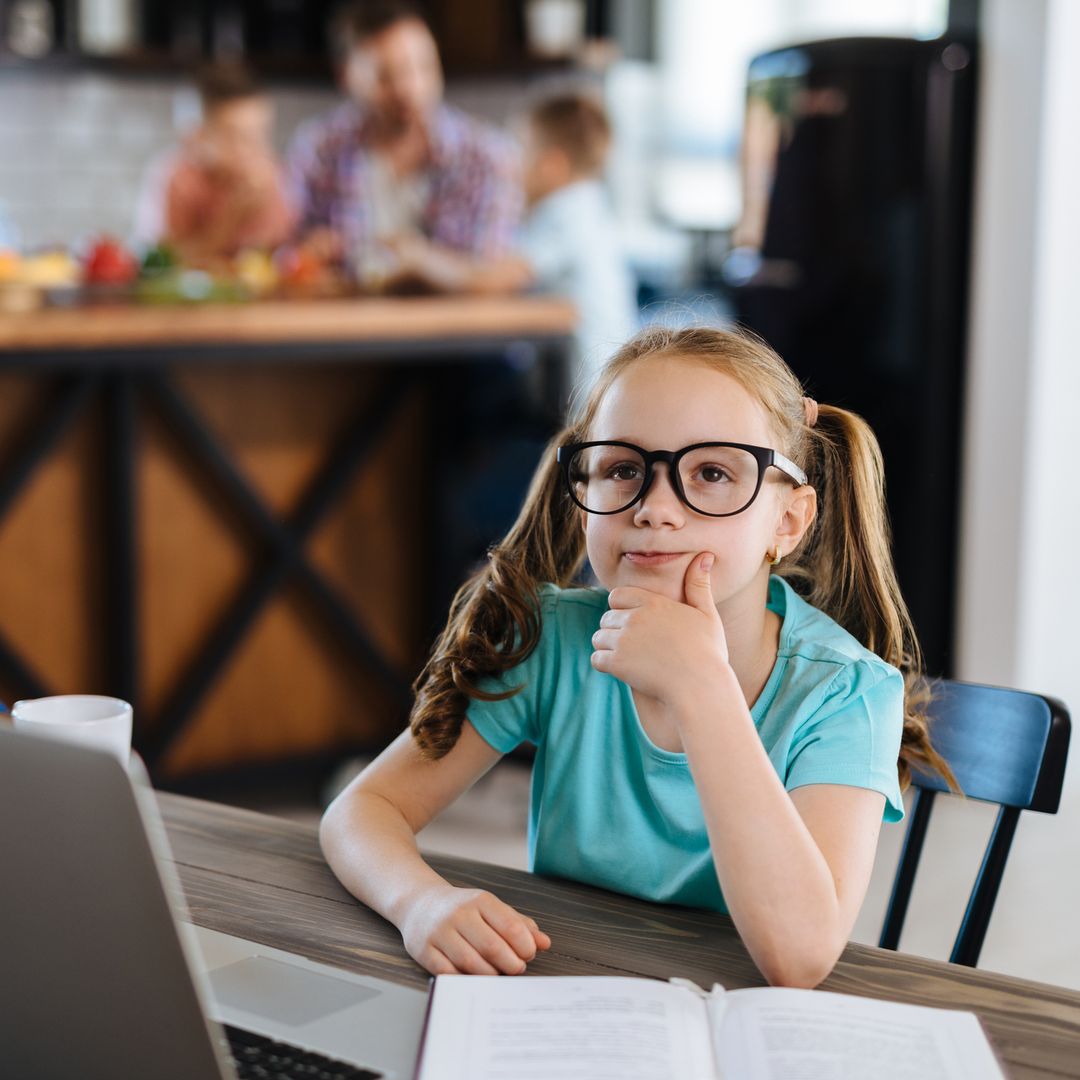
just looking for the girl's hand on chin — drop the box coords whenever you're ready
[590,552,730,704]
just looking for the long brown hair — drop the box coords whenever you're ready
[411,326,957,792]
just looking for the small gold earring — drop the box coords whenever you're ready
[769,547,783,566]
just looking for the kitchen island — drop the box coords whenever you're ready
[0,295,575,786]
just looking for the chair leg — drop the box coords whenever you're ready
[950,805,1020,967]
[879,788,936,951]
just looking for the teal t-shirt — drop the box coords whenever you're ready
[465,575,906,915]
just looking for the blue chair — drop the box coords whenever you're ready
[878,679,1070,967]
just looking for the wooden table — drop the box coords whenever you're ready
[159,793,1080,1080]
[0,297,575,781]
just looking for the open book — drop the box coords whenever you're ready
[414,975,1005,1080]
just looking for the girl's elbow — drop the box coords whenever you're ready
[761,958,832,989]
[318,787,356,857]
[318,801,340,859]
[757,939,842,989]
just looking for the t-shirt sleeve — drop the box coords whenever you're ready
[465,592,555,754]
[520,213,572,283]
[784,662,906,823]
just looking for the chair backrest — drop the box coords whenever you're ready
[878,679,1070,967]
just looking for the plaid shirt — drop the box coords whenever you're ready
[287,102,522,259]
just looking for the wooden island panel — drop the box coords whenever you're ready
[0,297,575,781]
[138,365,432,777]
[0,374,107,694]
[0,365,430,777]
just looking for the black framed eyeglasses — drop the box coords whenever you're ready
[557,441,808,517]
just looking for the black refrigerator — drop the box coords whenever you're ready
[727,35,977,676]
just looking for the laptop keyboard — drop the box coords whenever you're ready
[223,1023,383,1079]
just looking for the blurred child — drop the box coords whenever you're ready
[134,63,295,264]
[386,93,638,394]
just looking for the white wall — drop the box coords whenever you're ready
[855,0,1080,988]
[1013,1,1080,700]
[955,1,1048,687]
[983,0,1080,988]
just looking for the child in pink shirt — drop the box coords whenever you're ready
[138,64,295,264]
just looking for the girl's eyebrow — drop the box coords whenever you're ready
[592,436,751,448]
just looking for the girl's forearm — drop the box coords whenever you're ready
[673,671,845,987]
[319,789,451,928]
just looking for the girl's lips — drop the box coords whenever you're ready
[623,551,686,566]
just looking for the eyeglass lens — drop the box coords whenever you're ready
[567,444,762,515]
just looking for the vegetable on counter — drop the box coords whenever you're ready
[83,236,139,286]
[0,236,358,311]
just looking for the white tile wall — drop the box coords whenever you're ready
[0,71,333,248]
[0,70,536,250]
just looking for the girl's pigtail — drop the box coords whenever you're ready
[785,404,960,793]
[410,427,586,759]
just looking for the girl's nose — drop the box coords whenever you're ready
[632,463,685,527]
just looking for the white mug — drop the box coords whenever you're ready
[11,695,133,765]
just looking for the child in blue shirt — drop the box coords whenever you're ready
[379,93,637,396]
[515,94,638,388]
[321,325,955,987]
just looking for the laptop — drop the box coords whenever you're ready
[0,726,429,1080]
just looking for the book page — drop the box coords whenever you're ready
[712,987,1005,1080]
[417,975,716,1080]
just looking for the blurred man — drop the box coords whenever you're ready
[287,0,521,284]
[134,63,295,264]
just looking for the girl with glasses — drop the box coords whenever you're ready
[321,326,956,987]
